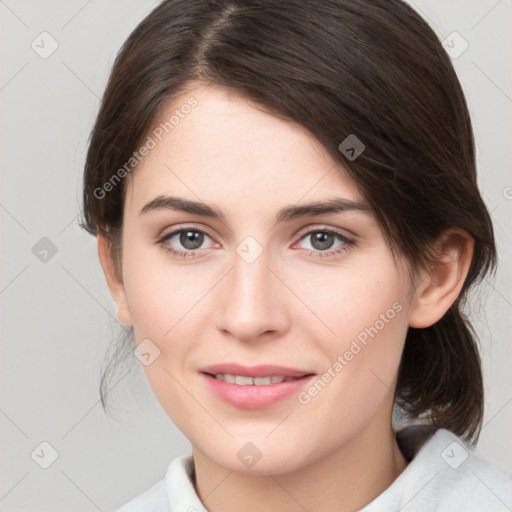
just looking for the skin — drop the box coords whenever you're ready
[98,80,474,511]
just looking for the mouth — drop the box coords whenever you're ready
[199,363,316,409]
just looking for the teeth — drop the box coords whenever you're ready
[213,374,292,385]
[254,377,272,385]
[235,375,254,386]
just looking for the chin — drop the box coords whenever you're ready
[198,437,319,476]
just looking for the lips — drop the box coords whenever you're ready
[199,363,316,409]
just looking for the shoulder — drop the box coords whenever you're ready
[363,427,512,511]
[424,429,512,510]
[112,455,195,512]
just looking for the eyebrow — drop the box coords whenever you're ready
[139,194,370,223]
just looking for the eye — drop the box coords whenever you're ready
[294,228,355,259]
[157,227,216,259]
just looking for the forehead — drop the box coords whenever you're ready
[124,81,363,215]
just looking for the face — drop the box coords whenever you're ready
[113,81,417,475]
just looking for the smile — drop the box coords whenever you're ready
[199,363,316,409]
[210,374,298,385]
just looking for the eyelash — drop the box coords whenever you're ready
[156,225,355,260]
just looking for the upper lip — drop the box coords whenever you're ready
[199,363,315,378]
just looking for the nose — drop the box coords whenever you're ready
[214,246,290,343]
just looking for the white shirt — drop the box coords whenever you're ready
[113,427,512,511]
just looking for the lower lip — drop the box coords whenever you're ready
[201,373,315,409]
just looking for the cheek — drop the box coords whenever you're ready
[122,242,210,340]
[121,247,213,421]
[290,262,410,403]
[288,261,409,346]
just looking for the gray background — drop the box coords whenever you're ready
[0,1,510,510]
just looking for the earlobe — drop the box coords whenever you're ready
[97,233,133,326]
[408,230,474,328]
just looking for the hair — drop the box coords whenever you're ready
[80,0,496,444]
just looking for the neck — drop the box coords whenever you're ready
[192,416,408,512]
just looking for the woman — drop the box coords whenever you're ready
[80,0,511,510]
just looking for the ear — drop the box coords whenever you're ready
[97,233,133,326]
[408,229,474,328]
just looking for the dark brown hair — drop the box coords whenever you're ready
[80,0,496,444]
